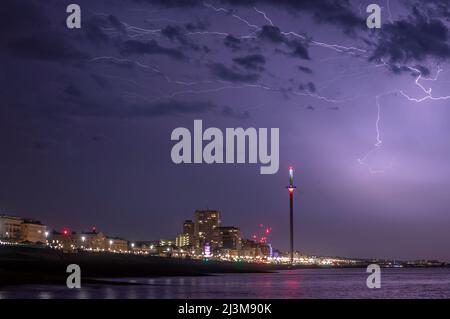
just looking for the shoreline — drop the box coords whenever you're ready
[1,245,448,287]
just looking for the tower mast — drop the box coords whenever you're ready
[287,166,296,264]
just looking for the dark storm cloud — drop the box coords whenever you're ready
[370,12,450,64]
[222,0,362,32]
[130,0,362,33]
[412,0,450,19]
[84,14,127,44]
[119,39,186,60]
[224,35,242,51]
[107,15,127,33]
[298,82,317,93]
[258,26,310,60]
[161,25,200,51]
[298,66,313,74]
[162,25,185,42]
[307,82,316,93]
[258,25,285,43]
[232,54,266,71]
[6,33,89,62]
[209,63,260,83]
[415,65,431,77]
[290,41,310,60]
[85,20,110,44]
[184,20,209,32]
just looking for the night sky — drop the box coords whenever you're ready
[2,0,450,261]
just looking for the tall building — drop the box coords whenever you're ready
[194,210,221,248]
[216,226,241,250]
[183,220,194,238]
[179,220,195,248]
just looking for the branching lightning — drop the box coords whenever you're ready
[89,4,450,176]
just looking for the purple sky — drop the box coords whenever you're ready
[2,0,450,261]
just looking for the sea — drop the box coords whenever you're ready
[1,268,450,299]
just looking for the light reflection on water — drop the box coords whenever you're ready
[1,268,450,299]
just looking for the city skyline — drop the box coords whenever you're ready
[3,0,450,262]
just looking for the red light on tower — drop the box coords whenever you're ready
[62,228,70,236]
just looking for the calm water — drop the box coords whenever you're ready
[1,268,450,299]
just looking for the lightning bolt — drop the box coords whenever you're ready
[203,2,259,30]
[358,63,449,174]
[253,7,274,26]
[90,56,219,86]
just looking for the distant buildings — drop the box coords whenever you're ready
[216,226,241,250]
[176,233,190,247]
[0,215,22,241]
[80,231,108,250]
[21,219,47,243]
[132,241,157,253]
[159,239,175,247]
[0,215,47,243]
[240,239,272,259]
[108,237,128,251]
[48,229,130,252]
[179,210,249,258]
[194,209,220,249]
[0,210,271,261]
[183,220,194,238]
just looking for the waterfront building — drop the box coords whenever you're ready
[79,231,108,250]
[107,237,128,252]
[49,230,77,251]
[20,219,47,243]
[0,215,47,243]
[215,226,241,250]
[176,233,191,247]
[0,215,23,241]
[159,238,175,247]
[133,241,158,253]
